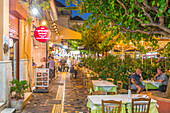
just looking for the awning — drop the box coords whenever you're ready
[58,25,82,40]
[50,25,82,41]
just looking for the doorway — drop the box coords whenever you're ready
[9,38,19,79]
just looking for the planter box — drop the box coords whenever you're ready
[11,99,23,112]
[150,95,170,113]
[141,91,170,113]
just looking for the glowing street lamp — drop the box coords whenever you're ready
[32,7,38,15]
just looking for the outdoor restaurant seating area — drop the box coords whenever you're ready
[0,0,169,113]
[75,63,169,113]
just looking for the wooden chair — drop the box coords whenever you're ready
[117,81,128,94]
[92,91,107,95]
[102,100,122,113]
[90,76,99,80]
[86,75,90,88]
[132,98,151,113]
[107,78,114,82]
[106,78,115,95]
[87,80,94,95]
[107,92,116,95]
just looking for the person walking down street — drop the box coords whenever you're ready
[60,57,66,72]
[47,57,55,79]
[67,56,71,72]
[70,57,77,78]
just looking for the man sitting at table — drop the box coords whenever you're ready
[130,69,145,94]
[153,68,168,92]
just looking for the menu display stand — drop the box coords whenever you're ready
[33,68,49,93]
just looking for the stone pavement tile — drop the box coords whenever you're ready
[64,73,88,113]
[22,76,61,113]
[23,72,89,113]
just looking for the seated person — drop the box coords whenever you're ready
[153,68,168,92]
[130,69,145,94]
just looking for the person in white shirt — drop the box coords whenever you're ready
[67,56,71,72]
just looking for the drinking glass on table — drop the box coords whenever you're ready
[151,78,154,82]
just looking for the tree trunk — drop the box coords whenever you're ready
[102,52,104,57]
[102,49,105,57]
[94,51,96,59]
[80,52,82,58]
[105,52,107,57]
[165,76,170,97]
[97,53,99,58]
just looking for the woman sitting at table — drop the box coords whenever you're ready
[130,69,145,94]
[153,68,168,92]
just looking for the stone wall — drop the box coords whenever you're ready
[0,61,12,107]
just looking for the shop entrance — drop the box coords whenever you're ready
[9,38,19,79]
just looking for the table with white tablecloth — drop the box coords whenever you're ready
[87,94,158,113]
[141,80,162,91]
[92,80,117,93]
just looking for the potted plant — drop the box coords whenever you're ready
[10,79,28,112]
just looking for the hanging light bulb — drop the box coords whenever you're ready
[42,20,47,25]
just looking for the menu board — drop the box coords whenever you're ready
[35,68,49,88]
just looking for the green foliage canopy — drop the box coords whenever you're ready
[66,0,170,43]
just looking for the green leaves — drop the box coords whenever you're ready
[144,21,149,24]
[152,1,156,6]
[83,53,165,85]
[66,0,169,54]
[10,79,28,100]
[129,8,133,12]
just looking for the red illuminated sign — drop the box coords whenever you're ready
[34,26,51,43]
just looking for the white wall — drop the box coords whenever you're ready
[32,41,46,68]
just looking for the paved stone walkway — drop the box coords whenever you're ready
[64,73,88,113]
[22,72,89,113]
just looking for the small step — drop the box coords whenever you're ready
[0,101,6,112]
[1,108,15,113]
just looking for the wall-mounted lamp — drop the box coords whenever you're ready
[32,7,38,15]
[42,20,47,26]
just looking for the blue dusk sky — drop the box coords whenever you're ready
[56,0,91,20]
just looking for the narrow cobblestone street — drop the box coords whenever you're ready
[22,72,88,113]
